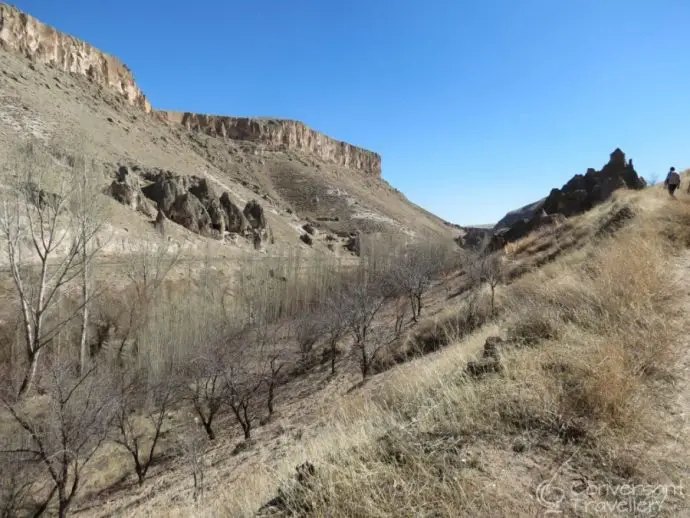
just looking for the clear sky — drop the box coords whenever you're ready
[11,0,690,225]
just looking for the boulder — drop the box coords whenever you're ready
[300,233,313,246]
[108,165,155,217]
[466,357,502,377]
[482,336,504,360]
[167,193,212,235]
[302,223,316,235]
[244,199,267,229]
[188,176,217,204]
[220,192,250,233]
[141,172,186,213]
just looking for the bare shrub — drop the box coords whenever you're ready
[342,269,392,379]
[293,308,322,368]
[109,364,180,485]
[0,361,114,518]
[464,247,504,315]
[386,242,441,322]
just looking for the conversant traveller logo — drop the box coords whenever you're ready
[535,479,685,515]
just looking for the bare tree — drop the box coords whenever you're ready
[342,271,391,379]
[182,352,229,441]
[0,143,106,396]
[387,242,440,322]
[71,156,108,376]
[465,248,504,316]
[320,290,348,375]
[0,361,114,518]
[110,365,179,485]
[392,295,408,338]
[224,357,263,440]
[109,241,179,364]
[255,328,286,418]
[177,424,207,505]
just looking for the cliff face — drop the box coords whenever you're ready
[0,3,381,177]
[161,112,382,177]
[0,3,151,112]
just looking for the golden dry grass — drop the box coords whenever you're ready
[204,189,690,518]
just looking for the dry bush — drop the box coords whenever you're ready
[109,363,180,485]
[0,360,115,518]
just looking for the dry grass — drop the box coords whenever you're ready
[232,193,690,518]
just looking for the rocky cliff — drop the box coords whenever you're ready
[0,3,382,177]
[0,3,151,112]
[161,112,382,177]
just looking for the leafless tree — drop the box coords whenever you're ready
[109,365,179,485]
[109,241,179,364]
[182,351,229,441]
[0,360,114,518]
[224,358,263,441]
[465,247,504,316]
[176,424,207,505]
[342,271,391,379]
[392,296,408,338]
[387,242,440,322]
[320,290,348,375]
[0,143,106,396]
[255,328,287,418]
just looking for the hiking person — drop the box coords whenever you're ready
[664,167,681,197]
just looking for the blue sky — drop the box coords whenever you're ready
[12,0,690,225]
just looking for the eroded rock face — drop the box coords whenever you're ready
[0,4,151,112]
[108,166,154,217]
[243,199,267,229]
[168,193,211,235]
[220,192,250,234]
[161,112,382,177]
[488,149,645,247]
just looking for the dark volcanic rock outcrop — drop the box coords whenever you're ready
[108,166,262,239]
[460,149,647,251]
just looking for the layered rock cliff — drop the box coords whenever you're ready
[0,3,149,112]
[0,3,381,177]
[161,112,382,177]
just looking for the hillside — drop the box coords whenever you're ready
[0,2,457,263]
[2,4,689,518]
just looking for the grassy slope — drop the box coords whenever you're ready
[193,184,690,517]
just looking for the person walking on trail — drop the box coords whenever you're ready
[664,167,681,198]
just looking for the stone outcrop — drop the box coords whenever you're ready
[0,4,151,112]
[160,112,382,177]
[107,166,259,238]
[486,149,645,248]
[108,166,155,217]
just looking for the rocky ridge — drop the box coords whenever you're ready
[459,149,647,250]
[0,3,379,176]
[0,3,151,112]
[160,112,382,177]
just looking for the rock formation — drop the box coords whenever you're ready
[108,166,155,217]
[0,4,382,178]
[460,149,647,251]
[0,4,151,112]
[160,112,382,177]
[108,166,261,239]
